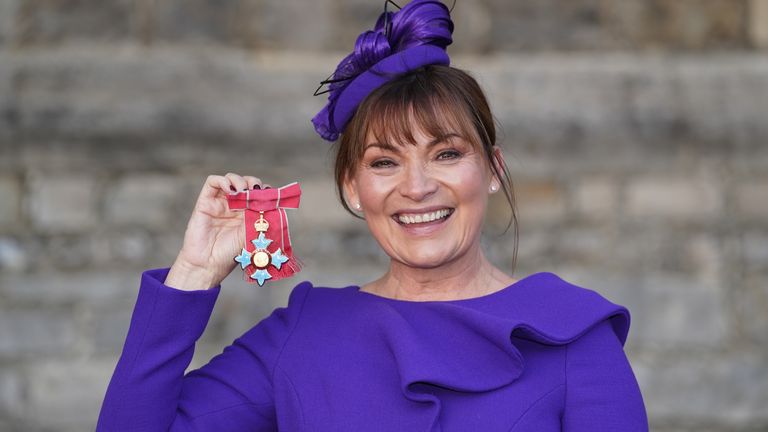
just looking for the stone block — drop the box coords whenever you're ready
[626,176,721,220]
[25,359,116,429]
[450,0,493,53]
[44,234,94,270]
[482,229,521,271]
[484,0,748,51]
[249,0,335,50]
[150,0,256,46]
[290,178,355,230]
[622,66,684,140]
[10,46,768,151]
[105,175,178,227]
[0,237,27,272]
[634,352,768,426]
[485,0,611,51]
[735,179,768,218]
[0,368,23,416]
[0,308,78,358]
[15,0,135,46]
[573,176,618,220]
[742,231,768,268]
[0,269,139,304]
[335,0,493,54]
[751,0,768,48]
[497,229,553,268]
[0,176,21,226]
[485,191,513,232]
[0,51,14,136]
[557,227,614,265]
[0,0,19,45]
[682,234,722,284]
[108,230,154,265]
[11,47,324,144]
[603,0,749,50]
[151,232,184,265]
[632,272,728,349]
[484,57,628,149]
[479,53,768,153]
[560,269,728,349]
[675,60,755,144]
[514,180,566,224]
[89,302,134,355]
[737,268,768,345]
[27,174,98,233]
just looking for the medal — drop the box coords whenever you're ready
[226,182,303,286]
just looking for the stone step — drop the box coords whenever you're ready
[2,0,764,51]
[2,47,767,152]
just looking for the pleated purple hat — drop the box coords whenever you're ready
[311,0,454,142]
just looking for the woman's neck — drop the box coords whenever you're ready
[364,244,516,302]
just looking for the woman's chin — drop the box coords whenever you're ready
[394,249,455,269]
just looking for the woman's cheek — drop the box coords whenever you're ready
[357,172,395,209]
[443,163,486,196]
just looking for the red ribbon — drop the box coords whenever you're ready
[226,182,303,284]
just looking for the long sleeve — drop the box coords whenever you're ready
[96,267,310,432]
[561,319,649,431]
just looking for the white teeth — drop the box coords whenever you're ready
[397,209,452,225]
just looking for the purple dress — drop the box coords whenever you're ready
[96,267,648,431]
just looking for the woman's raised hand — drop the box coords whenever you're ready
[165,173,270,291]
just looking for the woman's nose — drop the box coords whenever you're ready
[398,163,438,202]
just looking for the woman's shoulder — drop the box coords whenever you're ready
[504,271,632,347]
[280,280,362,317]
[286,280,355,302]
[281,273,631,348]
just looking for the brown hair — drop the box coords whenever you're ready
[332,64,518,269]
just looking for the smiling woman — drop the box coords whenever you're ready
[336,64,516,224]
[337,64,519,301]
[96,1,649,431]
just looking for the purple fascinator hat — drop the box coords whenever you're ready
[311,0,455,142]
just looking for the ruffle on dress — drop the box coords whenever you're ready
[351,272,630,431]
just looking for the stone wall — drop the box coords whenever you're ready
[0,1,767,430]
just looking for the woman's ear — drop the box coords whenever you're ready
[342,174,361,211]
[489,145,506,191]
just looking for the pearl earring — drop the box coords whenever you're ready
[354,203,362,210]
[490,185,498,192]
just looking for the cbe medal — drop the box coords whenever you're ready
[226,182,303,286]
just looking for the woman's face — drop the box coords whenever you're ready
[344,124,503,269]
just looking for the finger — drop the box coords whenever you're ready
[201,175,230,199]
[263,183,272,189]
[243,176,263,190]
[225,172,249,192]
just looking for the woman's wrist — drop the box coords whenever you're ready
[165,257,219,291]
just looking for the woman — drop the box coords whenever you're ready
[97,1,648,430]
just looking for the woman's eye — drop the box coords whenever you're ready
[437,150,461,160]
[371,159,396,168]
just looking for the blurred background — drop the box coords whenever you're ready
[0,0,766,430]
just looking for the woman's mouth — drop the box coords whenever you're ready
[391,208,455,234]
[395,208,453,225]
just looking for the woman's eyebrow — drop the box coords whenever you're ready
[429,133,462,147]
[364,142,401,153]
[364,132,462,153]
